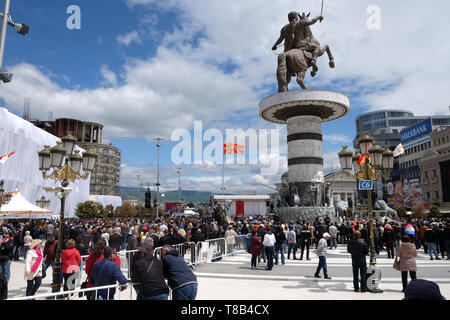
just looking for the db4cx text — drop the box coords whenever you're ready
[224,304,270,315]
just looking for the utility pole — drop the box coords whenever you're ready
[0,0,30,83]
[177,167,182,202]
[137,174,141,216]
[155,137,164,219]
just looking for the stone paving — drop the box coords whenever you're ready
[6,244,450,300]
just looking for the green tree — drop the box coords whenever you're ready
[430,205,442,217]
[396,206,407,218]
[104,205,115,218]
[117,203,138,217]
[75,201,99,219]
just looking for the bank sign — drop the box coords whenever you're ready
[401,118,432,144]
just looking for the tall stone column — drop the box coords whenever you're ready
[259,89,350,222]
[287,115,324,206]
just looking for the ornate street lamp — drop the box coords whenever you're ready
[0,180,12,209]
[338,146,353,171]
[38,132,97,293]
[337,133,394,294]
[36,195,51,209]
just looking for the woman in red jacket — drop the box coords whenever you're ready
[248,230,262,269]
[85,239,121,289]
[61,239,81,293]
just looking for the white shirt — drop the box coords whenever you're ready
[262,233,276,247]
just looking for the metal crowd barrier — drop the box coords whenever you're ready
[10,235,249,300]
[9,282,139,301]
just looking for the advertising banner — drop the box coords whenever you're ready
[392,178,423,209]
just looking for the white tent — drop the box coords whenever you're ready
[0,190,52,219]
[0,107,90,218]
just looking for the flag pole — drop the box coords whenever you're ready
[222,149,225,196]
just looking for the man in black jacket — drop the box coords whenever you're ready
[190,229,204,243]
[109,229,122,252]
[347,231,368,292]
[425,224,440,260]
[161,245,198,300]
[274,226,286,265]
[0,231,15,284]
[131,239,170,300]
[300,224,311,260]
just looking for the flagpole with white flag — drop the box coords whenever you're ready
[393,144,404,157]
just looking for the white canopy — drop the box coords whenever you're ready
[0,190,52,219]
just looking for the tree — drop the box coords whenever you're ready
[396,206,407,218]
[430,205,442,217]
[117,203,138,217]
[75,201,100,219]
[413,205,427,218]
[104,205,115,218]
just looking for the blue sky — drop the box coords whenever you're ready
[1,0,449,193]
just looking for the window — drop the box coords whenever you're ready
[435,191,439,199]
[432,169,437,178]
[392,129,399,134]
[424,171,428,179]
[103,149,109,155]
[426,192,430,200]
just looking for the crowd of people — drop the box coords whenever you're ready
[0,213,449,300]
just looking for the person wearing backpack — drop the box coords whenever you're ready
[131,239,169,300]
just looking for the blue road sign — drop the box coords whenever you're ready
[359,180,373,190]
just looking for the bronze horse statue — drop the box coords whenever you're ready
[276,12,335,92]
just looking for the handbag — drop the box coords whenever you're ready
[393,256,400,271]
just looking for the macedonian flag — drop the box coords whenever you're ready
[357,154,370,166]
[223,143,244,155]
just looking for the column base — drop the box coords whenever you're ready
[288,182,324,207]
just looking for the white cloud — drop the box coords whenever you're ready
[3,0,450,193]
[116,30,142,47]
[323,134,351,145]
[100,65,118,87]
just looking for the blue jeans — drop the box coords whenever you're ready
[0,259,11,283]
[315,255,328,277]
[426,242,439,259]
[143,294,169,300]
[287,242,297,259]
[172,283,198,300]
[274,244,285,264]
[265,246,274,269]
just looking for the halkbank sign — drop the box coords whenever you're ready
[401,118,432,144]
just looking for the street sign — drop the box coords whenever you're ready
[359,180,373,190]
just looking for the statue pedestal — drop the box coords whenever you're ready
[260,89,350,220]
[278,206,336,223]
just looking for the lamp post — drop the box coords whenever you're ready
[154,137,164,219]
[38,131,97,293]
[177,167,182,203]
[137,174,141,216]
[0,0,30,83]
[337,132,394,293]
[36,195,51,209]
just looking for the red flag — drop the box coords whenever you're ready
[357,155,370,166]
[224,143,244,155]
[0,151,15,164]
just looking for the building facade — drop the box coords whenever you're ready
[419,126,450,207]
[324,171,357,208]
[30,118,121,196]
[354,109,450,150]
